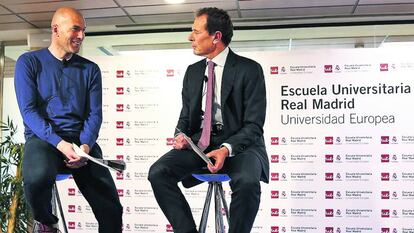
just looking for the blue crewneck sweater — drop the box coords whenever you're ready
[14,48,102,148]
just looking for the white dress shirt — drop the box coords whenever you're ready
[202,47,234,156]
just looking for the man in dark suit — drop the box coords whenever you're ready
[148,7,268,233]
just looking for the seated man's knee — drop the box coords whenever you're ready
[24,170,53,192]
[232,175,261,195]
[148,162,169,184]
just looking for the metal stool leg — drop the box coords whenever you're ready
[51,183,58,217]
[199,182,214,233]
[217,183,230,224]
[53,182,69,233]
[214,182,225,233]
[193,174,231,233]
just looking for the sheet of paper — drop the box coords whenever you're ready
[175,128,213,166]
[72,143,122,172]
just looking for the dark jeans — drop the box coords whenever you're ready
[148,146,262,233]
[23,136,123,233]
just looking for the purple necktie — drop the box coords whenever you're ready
[198,60,215,151]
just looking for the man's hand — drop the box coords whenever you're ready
[56,140,87,169]
[173,134,189,150]
[206,147,229,173]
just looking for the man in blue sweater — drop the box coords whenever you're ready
[14,7,122,233]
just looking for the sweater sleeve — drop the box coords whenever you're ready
[79,64,102,148]
[14,54,62,147]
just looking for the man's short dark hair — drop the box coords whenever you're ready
[196,7,233,46]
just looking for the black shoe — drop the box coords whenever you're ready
[33,221,61,233]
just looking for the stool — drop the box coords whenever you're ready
[192,174,231,233]
[51,174,71,233]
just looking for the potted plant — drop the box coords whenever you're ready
[0,117,32,233]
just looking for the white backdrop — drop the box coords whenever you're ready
[4,47,414,233]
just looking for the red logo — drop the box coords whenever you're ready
[166,224,173,232]
[116,172,124,180]
[381,228,390,233]
[325,191,334,199]
[116,70,124,78]
[166,69,174,77]
[116,121,124,129]
[381,136,389,144]
[381,209,390,218]
[68,188,75,196]
[116,155,124,160]
[271,137,279,145]
[68,205,76,213]
[325,137,333,145]
[381,191,390,199]
[117,189,124,197]
[68,222,76,229]
[270,66,278,75]
[271,226,279,233]
[271,173,279,181]
[271,155,279,163]
[271,190,279,199]
[271,208,279,216]
[380,63,388,71]
[116,138,124,146]
[325,227,334,233]
[116,104,124,112]
[381,154,390,162]
[325,209,334,217]
[325,173,334,181]
[324,65,333,73]
[166,138,174,146]
[116,87,124,95]
[325,154,333,163]
[381,173,390,181]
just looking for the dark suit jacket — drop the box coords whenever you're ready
[176,49,269,185]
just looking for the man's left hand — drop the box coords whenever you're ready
[69,144,89,168]
[206,147,229,173]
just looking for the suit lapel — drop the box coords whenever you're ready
[192,60,206,99]
[221,49,237,109]
[189,59,207,121]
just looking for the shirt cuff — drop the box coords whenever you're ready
[221,143,234,157]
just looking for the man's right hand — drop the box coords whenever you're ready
[57,140,87,168]
[173,134,189,150]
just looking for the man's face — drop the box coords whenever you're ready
[188,14,216,57]
[55,14,85,54]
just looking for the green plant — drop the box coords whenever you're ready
[0,118,32,233]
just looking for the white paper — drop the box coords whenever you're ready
[72,143,121,172]
[175,128,213,166]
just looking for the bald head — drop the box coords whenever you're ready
[51,7,84,28]
[49,7,86,59]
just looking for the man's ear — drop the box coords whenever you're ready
[52,24,58,35]
[213,31,222,44]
